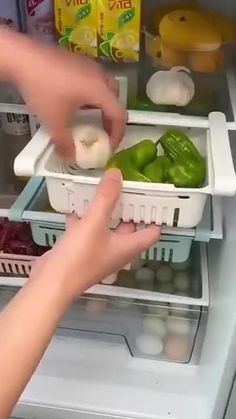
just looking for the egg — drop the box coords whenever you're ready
[166,318,191,335]
[115,271,137,289]
[156,265,173,282]
[165,334,190,362]
[157,282,175,294]
[136,333,164,356]
[143,317,167,338]
[174,272,190,291]
[135,268,155,290]
[73,124,111,169]
[169,260,191,271]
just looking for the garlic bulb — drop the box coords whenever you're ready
[73,124,112,169]
[146,66,195,107]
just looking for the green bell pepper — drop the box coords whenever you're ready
[143,155,171,183]
[106,140,157,182]
[158,129,206,188]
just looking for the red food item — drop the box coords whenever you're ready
[0,219,50,256]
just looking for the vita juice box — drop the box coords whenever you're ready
[54,0,97,57]
[97,0,141,62]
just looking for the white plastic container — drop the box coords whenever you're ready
[14,110,236,228]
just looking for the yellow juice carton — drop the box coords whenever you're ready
[54,0,97,57]
[97,0,141,62]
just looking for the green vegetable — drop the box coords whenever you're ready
[107,150,151,182]
[129,140,157,170]
[106,140,157,182]
[158,129,206,188]
[143,156,171,182]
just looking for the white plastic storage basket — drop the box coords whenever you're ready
[14,110,236,228]
[0,253,35,277]
[9,177,222,262]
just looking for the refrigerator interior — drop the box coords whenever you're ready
[1,0,236,418]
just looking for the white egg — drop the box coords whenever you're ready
[169,260,190,271]
[115,272,137,289]
[166,318,191,335]
[136,333,163,356]
[135,267,155,282]
[157,282,175,294]
[85,299,107,314]
[73,124,111,169]
[102,273,118,285]
[148,305,170,317]
[165,334,190,362]
[143,317,167,338]
[174,272,190,291]
[156,265,173,283]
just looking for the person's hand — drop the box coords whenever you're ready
[0,30,127,158]
[30,169,161,300]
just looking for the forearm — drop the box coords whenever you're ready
[0,275,76,418]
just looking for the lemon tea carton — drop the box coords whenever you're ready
[54,0,97,57]
[97,0,141,62]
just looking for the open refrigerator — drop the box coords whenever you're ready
[1,1,236,419]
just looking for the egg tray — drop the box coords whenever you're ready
[8,175,217,263]
[60,292,205,363]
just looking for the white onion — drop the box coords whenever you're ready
[146,66,195,107]
[73,124,111,169]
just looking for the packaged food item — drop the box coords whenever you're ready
[54,0,97,57]
[97,0,141,62]
[0,1,21,31]
[24,0,55,42]
[0,85,31,193]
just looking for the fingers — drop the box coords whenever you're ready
[86,169,122,225]
[116,222,136,235]
[66,213,78,230]
[105,73,119,97]
[99,89,127,148]
[52,133,75,159]
[118,225,161,258]
[47,105,75,159]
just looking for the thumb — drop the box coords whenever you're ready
[86,169,122,225]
